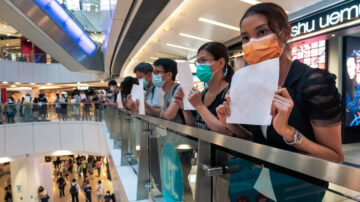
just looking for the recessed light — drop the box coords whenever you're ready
[199,17,240,31]
[15,82,21,84]
[3,25,7,29]
[7,33,11,36]
[6,44,9,46]
[179,33,212,42]
[27,40,30,42]
[47,83,52,85]
[150,57,159,60]
[331,34,336,37]
[2,81,8,84]
[11,85,16,88]
[77,82,81,85]
[101,80,104,83]
[240,0,261,5]
[30,83,36,85]
[166,43,197,52]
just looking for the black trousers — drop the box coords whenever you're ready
[71,193,79,202]
[59,186,65,197]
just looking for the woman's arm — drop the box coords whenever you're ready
[173,87,196,126]
[272,88,344,163]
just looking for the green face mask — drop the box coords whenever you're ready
[138,78,149,89]
[196,63,213,83]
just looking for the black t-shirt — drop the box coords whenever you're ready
[57,177,65,187]
[193,85,230,130]
[243,60,341,188]
[93,97,101,109]
[243,60,341,152]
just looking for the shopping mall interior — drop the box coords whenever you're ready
[1,0,360,201]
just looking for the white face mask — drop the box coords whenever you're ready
[110,87,115,91]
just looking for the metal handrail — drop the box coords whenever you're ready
[117,108,360,193]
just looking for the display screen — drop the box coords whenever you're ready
[344,36,360,126]
[291,40,326,70]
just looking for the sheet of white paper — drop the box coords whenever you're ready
[253,168,277,201]
[138,80,145,115]
[25,96,31,103]
[177,62,195,110]
[80,94,86,100]
[226,58,279,125]
[131,85,140,102]
[116,93,123,109]
[70,99,76,104]
[130,84,145,115]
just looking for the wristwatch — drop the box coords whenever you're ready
[283,128,303,145]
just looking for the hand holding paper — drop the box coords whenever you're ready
[177,63,195,110]
[226,58,279,125]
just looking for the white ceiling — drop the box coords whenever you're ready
[122,0,323,76]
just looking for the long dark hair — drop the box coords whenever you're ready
[198,42,234,83]
[240,3,288,34]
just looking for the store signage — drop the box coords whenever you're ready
[291,0,360,37]
[77,85,89,90]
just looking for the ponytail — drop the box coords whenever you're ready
[224,64,234,83]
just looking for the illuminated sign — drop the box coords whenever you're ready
[77,85,89,90]
[291,0,360,37]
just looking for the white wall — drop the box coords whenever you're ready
[0,121,109,159]
[0,59,104,83]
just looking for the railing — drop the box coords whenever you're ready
[104,108,360,202]
[0,52,58,64]
[1,103,360,201]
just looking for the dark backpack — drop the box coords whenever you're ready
[70,184,77,195]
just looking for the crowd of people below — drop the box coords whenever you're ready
[105,3,344,164]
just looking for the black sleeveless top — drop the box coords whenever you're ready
[193,85,230,130]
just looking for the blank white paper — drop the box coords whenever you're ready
[226,58,279,125]
[177,62,195,110]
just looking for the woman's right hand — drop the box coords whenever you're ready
[174,87,184,109]
[216,94,231,124]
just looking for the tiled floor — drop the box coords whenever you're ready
[52,161,114,202]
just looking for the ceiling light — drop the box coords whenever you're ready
[30,83,36,85]
[47,83,53,85]
[15,82,20,84]
[7,33,11,36]
[101,80,104,83]
[179,33,212,42]
[332,34,336,37]
[150,57,159,60]
[240,0,261,5]
[3,25,7,29]
[77,82,81,85]
[199,17,240,31]
[166,43,197,52]
[11,85,16,88]
[6,44,9,46]
[0,157,12,164]
[2,81,8,84]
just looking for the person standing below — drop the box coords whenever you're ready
[84,182,92,202]
[72,91,81,120]
[60,93,68,121]
[23,94,32,122]
[56,174,66,198]
[93,91,103,122]
[96,159,102,177]
[4,186,12,202]
[5,97,16,124]
[95,180,104,202]
[107,80,124,108]
[69,179,80,202]
[38,186,49,202]
[81,93,91,121]
[38,93,48,121]
[55,93,61,121]
[104,191,111,202]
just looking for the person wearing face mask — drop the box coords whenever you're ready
[93,91,103,122]
[108,80,124,108]
[23,94,32,122]
[174,42,247,136]
[217,3,343,165]
[145,58,184,123]
[127,62,162,112]
[5,96,16,124]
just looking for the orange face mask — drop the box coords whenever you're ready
[243,34,283,65]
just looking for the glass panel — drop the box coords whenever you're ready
[148,125,198,202]
[212,147,357,202]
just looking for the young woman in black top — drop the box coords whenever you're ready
[216,3,344,163]
[175,42,249,137]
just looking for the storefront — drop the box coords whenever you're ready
[289,0,360,143]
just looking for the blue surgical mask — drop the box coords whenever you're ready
[138,78,149,89]
[196,63,214,83]
[152,74,165,88]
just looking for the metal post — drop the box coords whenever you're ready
[195,140,212,202]
[136,128,151,200]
